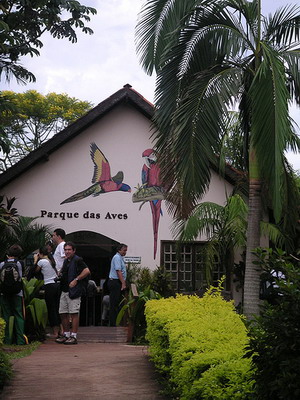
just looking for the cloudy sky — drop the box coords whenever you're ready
[2,0,300,170]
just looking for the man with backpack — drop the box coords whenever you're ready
[55,242,90,345]
[0,244,26,345]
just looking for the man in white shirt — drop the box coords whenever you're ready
[52,228,66,274]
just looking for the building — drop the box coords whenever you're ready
[0,84,240,295]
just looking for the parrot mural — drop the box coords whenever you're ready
[133,149,165,259]
[61,142,131,204]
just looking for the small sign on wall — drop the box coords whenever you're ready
[124,256,141,264]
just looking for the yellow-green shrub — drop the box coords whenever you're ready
[145,287,254,399]
[0,318,5,346]
[0,317,12,389]
[191,358,254,400]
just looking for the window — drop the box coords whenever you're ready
[161,241,225,292]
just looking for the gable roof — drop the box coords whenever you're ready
[0,84,244,190]
[0,84,154,188]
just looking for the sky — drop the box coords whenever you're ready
[2,0,299,171]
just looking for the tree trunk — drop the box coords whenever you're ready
[243,176,262,317]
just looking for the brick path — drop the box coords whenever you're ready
[1,340,167,400]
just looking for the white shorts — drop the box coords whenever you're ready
[59,291,81,314]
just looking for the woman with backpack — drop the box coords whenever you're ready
[0,244,26,345]
[35,246,61,338]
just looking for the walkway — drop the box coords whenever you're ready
[1,335,167,399]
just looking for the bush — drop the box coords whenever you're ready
[126,264,174,297]
[0,318,4,345]
[0,318,12,389]
[247,248,300,400]
[0,350,12,389]
[145,285,254,399]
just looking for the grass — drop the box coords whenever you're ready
[0,341,41,391]
[2,341,41,360]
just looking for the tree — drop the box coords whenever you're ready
[0,90,93,171]
[248,248,300,399]
[136,0,300,316]
[0,0,96,84]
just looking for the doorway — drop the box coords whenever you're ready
[66,230,119,326]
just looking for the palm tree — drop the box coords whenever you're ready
[136,0,300,316]
[0,196,51,260]
[174,194,248,286]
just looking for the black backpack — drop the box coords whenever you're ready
[0,260,23,295]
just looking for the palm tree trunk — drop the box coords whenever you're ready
[243,175,262,317]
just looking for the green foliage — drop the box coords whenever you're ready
[119,264,172,343]
[152,265,174,298]
[0,340,39,391]
[0,350,12,389]
[192,359,254,400]
[135,266,153,290]
[0,196,51,260]
[117,285,161,343]
[0,317,12,389]
[174,194,248,285]
[0,90,93,171]
[22,278,44,304]
[136,0,300,316]
[145,285,254,399]
[0,0,97,84]
[23,278,48,342]
[4,340,40,360]
[126,264,174,297]
[219,111,248,172]
[136,0,300,220]
[0,318,5,345]
[247,248,300,399]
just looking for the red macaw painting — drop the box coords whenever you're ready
[61,142,131,204]
[132,149,165,259]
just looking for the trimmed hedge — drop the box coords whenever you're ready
[145,287,254,399]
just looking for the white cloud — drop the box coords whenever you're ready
[3,0,156,103]
[2,0,299,170]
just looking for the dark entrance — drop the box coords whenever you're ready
[65,230,119,326]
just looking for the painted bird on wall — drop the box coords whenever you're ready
[61,142,131,204]
[142,148,163,259]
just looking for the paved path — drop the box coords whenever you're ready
[2,341,167,400]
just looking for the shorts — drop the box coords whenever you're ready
[59,291,81,314]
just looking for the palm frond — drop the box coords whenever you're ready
[136,0,212,74]
[173,201,224,240]
[249,43,294,221]
[260,221,286,248]
[282,50,300,104]
[264,4,300,48]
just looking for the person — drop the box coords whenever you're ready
[108,244,127,327]
[101,278,110,325]
[55,242,90,345]
[0,244,26,345]
[52,228,66,274]
[34,246,61,338]
[46,240,56,255]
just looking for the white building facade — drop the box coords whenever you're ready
[0,85,239,295]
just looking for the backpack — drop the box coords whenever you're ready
[0,260,23,295]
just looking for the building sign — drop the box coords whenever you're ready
[40,210,128,221]
[124,256,141,264]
